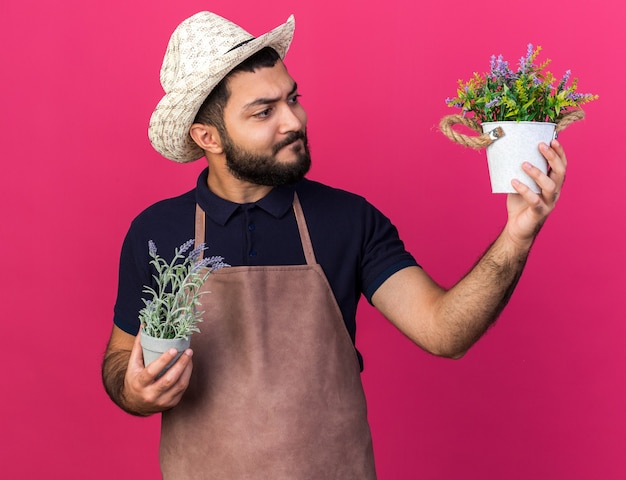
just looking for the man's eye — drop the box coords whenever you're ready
[288,94,301,104]
[254,108,272,118]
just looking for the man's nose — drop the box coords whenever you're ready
[278,104,306,133]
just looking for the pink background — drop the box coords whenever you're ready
[1,0,624,478]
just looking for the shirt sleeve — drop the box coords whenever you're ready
[113,222,150,336]
[359,201,419,303]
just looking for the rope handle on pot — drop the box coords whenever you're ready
[439,110,585,149]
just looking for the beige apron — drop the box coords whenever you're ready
[160,193,376,479]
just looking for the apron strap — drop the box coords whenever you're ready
[194,191,317,265]
[292,192,317,266]
[194,203,206,254]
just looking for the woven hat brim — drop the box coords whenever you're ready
[148,15,295,163]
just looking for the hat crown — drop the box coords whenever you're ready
[160,12,254,92]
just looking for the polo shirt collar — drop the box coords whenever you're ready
[195,168,297,226]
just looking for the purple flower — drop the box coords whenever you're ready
[148,240,157,256]
[563,69,571,84]
[485,98,500,109]
[519,43,534,73]
[558,70,571,90]
[189,242,208,262]
[192,255,230,273]
[566,92,595,103]
[445,97,463,108]
[519,57,526,73]
[491,54,511,79]
[526,43,534,61]
[566,92,584,102]
[178,239,195,255]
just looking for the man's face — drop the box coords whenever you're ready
[219,61,310,186]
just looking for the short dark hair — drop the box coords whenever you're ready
[193,47,281,133]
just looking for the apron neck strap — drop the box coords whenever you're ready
[194,191,317,265]
[194,203,206,256]
[292,192,316,265]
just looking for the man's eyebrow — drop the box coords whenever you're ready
[242,82,298,110]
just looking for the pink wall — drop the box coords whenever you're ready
[1,0,624,478]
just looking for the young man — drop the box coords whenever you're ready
[102,12,567,479]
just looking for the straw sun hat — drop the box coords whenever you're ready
[148,12,295,163]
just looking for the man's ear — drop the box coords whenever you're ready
[189,123,224,155]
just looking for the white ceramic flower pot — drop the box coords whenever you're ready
[481,121,556,194]
[140,333,191,376]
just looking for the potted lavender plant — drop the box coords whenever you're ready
[139,239,228,372]
[440,44,597,193]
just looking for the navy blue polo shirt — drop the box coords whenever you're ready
[114,168,418,361]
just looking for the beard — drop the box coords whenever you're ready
[221,129,312,187]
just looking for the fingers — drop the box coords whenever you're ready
[541,140,567,188]
[511,174,547,214]
[127,330,146,372]
[144,348,185,378]
[540,139,567,203]
[526,161,559,204]
[138,346,194,398]
[124,331,194,414]
[153,350,194,403]
[549,139,567,171]
[513,140,567,206]
[130,330,191,382]
[127,330,177,384]
[148,349,194,386]
[505,140,567,246]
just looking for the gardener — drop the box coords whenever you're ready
[102,11,568,479]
